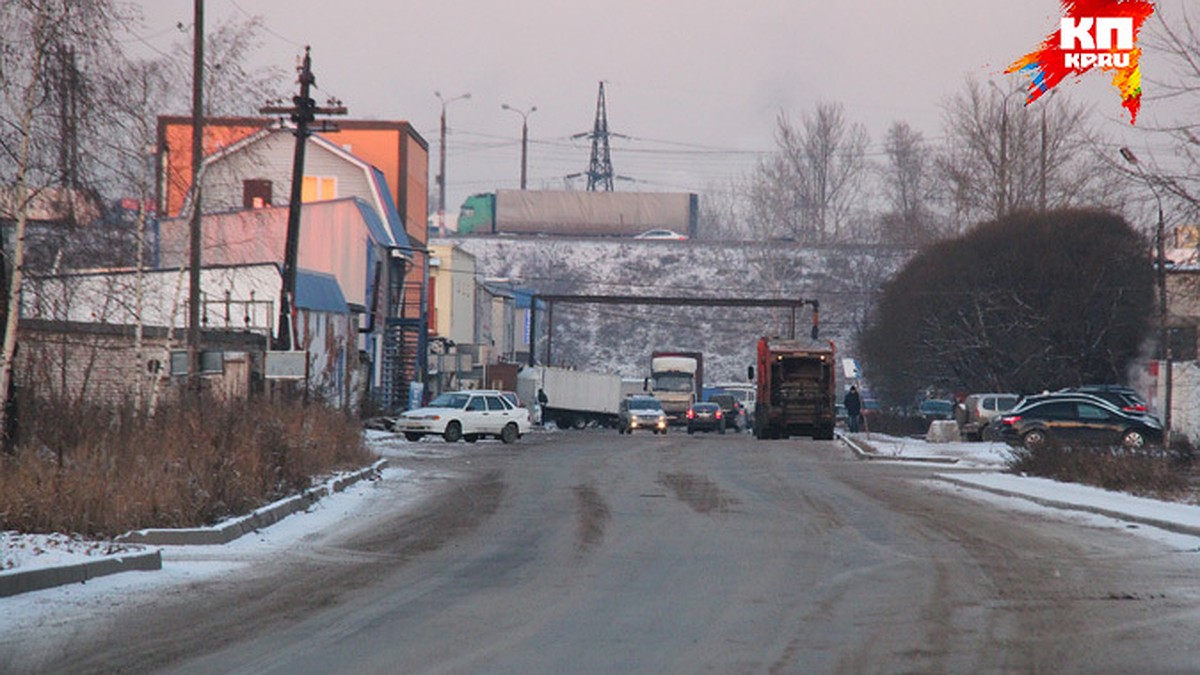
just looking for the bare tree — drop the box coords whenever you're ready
[696,177,748,241]
[748,103,870,245]
[1138,4,1200,219]
[0,0,128,441]
[935,78,1120,233]
[878,121,939,246]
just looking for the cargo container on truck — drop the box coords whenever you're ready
[750,337,836,440]
[517,365,622,428]
[649,351,703,425]
[456,190,698,238]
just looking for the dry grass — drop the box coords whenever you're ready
[0,395,374,537]
[1006,441,1195,501]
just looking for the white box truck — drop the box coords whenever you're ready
[517,366,623,428]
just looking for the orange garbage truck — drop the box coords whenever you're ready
[750,337,837,440]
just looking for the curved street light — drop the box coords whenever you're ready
[434,91,471,225]
[988,81,1025,218]
[501,103,537,190]
[1120,146,1171,442]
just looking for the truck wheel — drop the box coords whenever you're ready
[500,423,519,445]
[443,421,463,443]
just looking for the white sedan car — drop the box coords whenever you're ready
[633,228,688,240]
[394,390,531,444]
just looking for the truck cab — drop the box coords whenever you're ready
[649,352,702,425]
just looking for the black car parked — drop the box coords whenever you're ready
[998,393,1163,449]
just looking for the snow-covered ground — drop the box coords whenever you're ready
[2,430,1197,631]
[845,432,1016,468]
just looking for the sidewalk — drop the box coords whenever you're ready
[0,460,386,598]
[840,430,1200,539]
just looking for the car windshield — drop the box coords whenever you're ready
[630,399,662,411]
[428,393,469,409]
[724,389,750,403]
[693,403,719,412]
[921,400,953,413]
[653,374,693,392]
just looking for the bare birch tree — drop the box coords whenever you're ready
[0,0,127,440]
[748,103,869,245]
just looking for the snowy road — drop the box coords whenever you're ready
[7,430,1200,673]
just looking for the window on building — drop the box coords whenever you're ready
[243,179,273,208]
[301,176,337,203]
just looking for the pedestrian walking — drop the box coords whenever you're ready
[844,385,862,433]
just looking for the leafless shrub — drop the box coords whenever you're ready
[0,396,373,536]
[1006,441,1193,500]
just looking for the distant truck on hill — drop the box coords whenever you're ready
[457,189,698,238]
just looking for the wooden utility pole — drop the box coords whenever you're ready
[260,47,346,350]
[188,0,204,385]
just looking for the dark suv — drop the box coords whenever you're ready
[707,393,744,432]
[1061,385,1150,415]
[997,393,1163,449]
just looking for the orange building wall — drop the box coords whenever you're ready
[159,117,263,217]
[157,117,429,249]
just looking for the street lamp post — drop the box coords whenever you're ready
[501,103,537,190]
[989,81,1023,218]
[1039,89,1059,212]
[1120,147,1172,442]
[435,91,470,233]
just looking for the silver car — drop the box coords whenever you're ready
[957,392,1020,441]
[618,395,669,434]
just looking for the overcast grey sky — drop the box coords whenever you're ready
[131,0,1190,218]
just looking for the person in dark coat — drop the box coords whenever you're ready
[843,385,862,433]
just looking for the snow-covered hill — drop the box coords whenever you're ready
[438,235,915,382]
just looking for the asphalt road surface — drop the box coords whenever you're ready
[33,430,1200,673]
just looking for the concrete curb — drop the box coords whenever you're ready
[0,459,386,598]
[117,459,388,546]
[0,548,162,598]
[935,474,1200,538]
[837,431,960,464]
